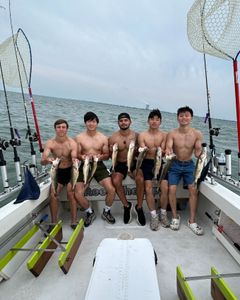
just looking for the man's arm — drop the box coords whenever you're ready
[41,140,54,165]
[194,131,203,158]
[165,132,174,156]
[137,132,146,148]
[100,136,110,161]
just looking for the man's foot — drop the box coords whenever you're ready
[102,210,116,224]
[187,221,204,235]
[134,205,146,226]
[123,202,132,224]
[160,213,170,228]
[150,214,159,231]
[170,215,181,230]
[70,224,78,230]
[84,210,96,227]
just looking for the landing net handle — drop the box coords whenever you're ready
[233,54,240,155]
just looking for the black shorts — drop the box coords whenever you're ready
[78,161,110,183]
[112,160,137,179]
[57,167,72,185]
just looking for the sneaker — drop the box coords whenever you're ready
[160,213,170,228]
[84,210,96,227]
[150,214,159,231]
[102,209,116,224]
[188,221,204,235]
[70,224,78,230]
[170,216,180,230]
[135,205,146,226]
[123,202,132,224]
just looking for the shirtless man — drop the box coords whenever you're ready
[41,119,78,229]
[138,109,169,231]
[165,106,204,235]
[109,113,145,225]
[75,112,116,227]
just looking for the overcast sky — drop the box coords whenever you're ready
[0,0,238,120]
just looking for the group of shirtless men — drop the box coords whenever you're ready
[41,106,204,236]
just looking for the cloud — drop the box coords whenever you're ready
[0,0,238,120]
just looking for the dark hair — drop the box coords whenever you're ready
[118,112,131,121]
[54,119,69,129]
[177,106,193,117]
[148,109,162,120]
[84,111,99,123]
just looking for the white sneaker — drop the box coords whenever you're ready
[187,221,204,235]
[150,214,159,231]
[170,215,180,230]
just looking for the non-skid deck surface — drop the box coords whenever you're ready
[1,210,240,300]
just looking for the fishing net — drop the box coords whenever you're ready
[0,29,43,152]
[187,0,240,60]
[0,29,30,88]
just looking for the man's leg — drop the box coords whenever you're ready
[67,183,78,225]
[99,177,116,224]
[133,169,146,226]
[75,182,96,227]
[159,179,169,227]
[111,172,128,206]
[112,172,132,224]
[49,184,63,223]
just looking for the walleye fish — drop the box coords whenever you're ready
[83,156,91,185]
[136,147,148,173]
[71,160,80,191]
[153,147,162,179]
[111,143,119,172]
[194,150,207,185]
[50,157,61,194]
[127,140,135,172]
[159,153,176,182]
[87,156,99,184]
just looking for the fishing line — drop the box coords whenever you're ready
[8,0,38,173]
[0,59,22,184]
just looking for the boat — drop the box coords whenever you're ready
[1,1,240,300]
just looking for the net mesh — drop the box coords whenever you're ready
[0,30,30,88]
[187,0,240,60]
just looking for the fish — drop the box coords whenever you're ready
[159,153,176,182]
[153,147,162,179]
[87,156,99,184]
[136,147,148,173]
[71,160,80,191]
[194,150,207,185]
[127,140,135,172]
[111,143,119,172]
[83,156,91,185]
[50,157,61,194]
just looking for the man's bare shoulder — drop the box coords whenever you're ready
[192,128,203,138]
[75,132,86,141]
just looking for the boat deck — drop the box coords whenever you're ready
[1,201,240,300]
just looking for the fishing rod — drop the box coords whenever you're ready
[15,28,44,154]
[0,137,10,191]
[8,0,38,174]
[202,52,220,173]
[0,59,22,184]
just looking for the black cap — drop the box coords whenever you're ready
[118,112,131,121]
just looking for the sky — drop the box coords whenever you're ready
[0,0,238,120]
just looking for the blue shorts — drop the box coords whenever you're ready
[168,160,195,186]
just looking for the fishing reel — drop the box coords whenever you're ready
[26,130,38,142]
[9,138,21,147]
[209,127,220,137]
[0,138,9,150]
